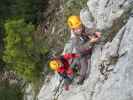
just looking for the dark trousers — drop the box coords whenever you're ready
[71,48,92,79]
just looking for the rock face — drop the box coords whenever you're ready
[37,0,133,100]
[38,73,61,100]
[88,17,133,100]
[88,0,133,30]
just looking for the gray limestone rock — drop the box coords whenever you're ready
[37,0,133,100]
[88,0,133,30]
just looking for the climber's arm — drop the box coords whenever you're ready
[63,53,80,60]
[89,32,101,43]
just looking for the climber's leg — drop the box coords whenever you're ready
[64,81,69,91]
[85,59,91,79]
[76,47,92,85]
[77,55,89,85]
[63,77,73,91]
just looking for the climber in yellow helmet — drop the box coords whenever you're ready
[49,53,80,90]
[49,59,61,72]
[67,9,101,85]
[67,15,101,40]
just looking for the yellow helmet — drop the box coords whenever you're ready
[67,16,82,29]
[49,60,61,71]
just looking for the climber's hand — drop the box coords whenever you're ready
[88,35,98,43]
[95,32,101,38]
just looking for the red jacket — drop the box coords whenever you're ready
[57,53,80,77]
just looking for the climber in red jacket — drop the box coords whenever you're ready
[49,53,80,90]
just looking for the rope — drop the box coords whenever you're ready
[53,79,64,100]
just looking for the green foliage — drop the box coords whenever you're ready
[64,0,87,17]
[9,0,45,24]
[3,19,46,82]
[0,81,23,100]
[0,0,46,26]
